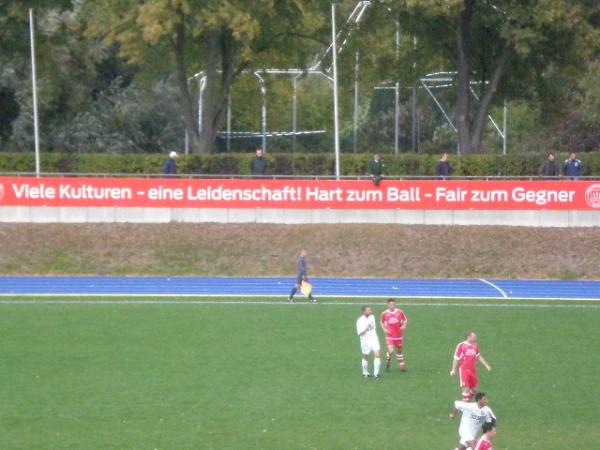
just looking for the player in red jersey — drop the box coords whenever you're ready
[380,299,408,372]
[450,331,491,401]
[474,422,496,450]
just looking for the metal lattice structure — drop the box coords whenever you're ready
[185,1,378,155]
[186,1,508,157]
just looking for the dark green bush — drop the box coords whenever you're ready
[0,151,599,176]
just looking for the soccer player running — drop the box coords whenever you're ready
[356,305,382,379]
[288,249,316,303]
[449,392,496,450]
[450,331,492,401]
[380,298,408,372]
[473,422,496,450]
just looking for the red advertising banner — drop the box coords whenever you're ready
[0,176,600,210]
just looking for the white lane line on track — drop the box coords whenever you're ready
[479,278,508,299]
[1,300,599,309]
[1,293,600,301]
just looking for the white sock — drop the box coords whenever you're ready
[361,359,369,375]
[374,357,381,375]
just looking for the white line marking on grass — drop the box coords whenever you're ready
[479,278,508,299]
[1,299,599,309]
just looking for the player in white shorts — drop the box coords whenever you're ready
[356,305,382,379]
[449,392,496,450]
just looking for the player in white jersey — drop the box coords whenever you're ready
[356,305,382,379]
[449,392,496,450]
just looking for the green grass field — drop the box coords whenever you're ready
[1,297,599,449]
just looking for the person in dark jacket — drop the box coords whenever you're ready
[288,249,316,303]
[367,153,385,186]
[563,152,583,178]
[163,151,178,176]
[539,152,561,177]
[250,148,266,177]
[436,153,453,178]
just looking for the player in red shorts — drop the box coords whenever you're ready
[380,299,408,372]
[474,422,496,450]
[450,331,491,401]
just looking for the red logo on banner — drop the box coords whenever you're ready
[585,184,600,208]
[0,182,5,202]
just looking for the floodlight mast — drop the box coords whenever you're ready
[29,9,41,177]
[353,52,359,153]
[332,2,341,180]
[321,1,401,154]
[311,1,372,72]
[255,72,267,153]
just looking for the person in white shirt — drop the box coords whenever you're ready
[449,392,496,450]
[356,305,382,379]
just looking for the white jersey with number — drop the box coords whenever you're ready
[455,401,496,441]
[356,314,380,354]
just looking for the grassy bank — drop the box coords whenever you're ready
[1,223,598,279]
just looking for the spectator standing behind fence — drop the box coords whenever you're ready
[250,148,266,177]
[367,153,385,186]
[436,153,453,178]
[564,152,583,178]
[163,151,178,176]
[539,152,561,177]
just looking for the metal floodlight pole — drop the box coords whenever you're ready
[395,18,400,60]
[255,72,267,153]
[292,74,301,152]
[198,76,206,136]
[316,1,372,72]
[332,3,341,179]
[411,35,418,153]
[394,82,400,155]
[226,94,232,152]
[394,12,401,156]
[503,99,508,155]
[29,9,41,177]
[353,51,359,154]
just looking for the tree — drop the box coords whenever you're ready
[0,0,133,152]
[85,0,329,153]
[398,0,600,154]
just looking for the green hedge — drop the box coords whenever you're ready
[1,151,599,176]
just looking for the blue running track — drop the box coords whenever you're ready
[0,276,598,300]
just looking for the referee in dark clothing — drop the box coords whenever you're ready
[289,249,316,303]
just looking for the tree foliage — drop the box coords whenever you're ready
[84,0,330,153]
[388,0,600,154]
[1,0,600,158]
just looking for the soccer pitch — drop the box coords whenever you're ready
[2,297,599,449]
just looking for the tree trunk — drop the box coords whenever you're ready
[209,31,238,147]
[456,1,513,154]
[197,29,245,154]
[456,0,475,154]
[173,16,201,153]
[470,44,512,153]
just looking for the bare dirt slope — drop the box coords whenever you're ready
[0,224,598,279]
